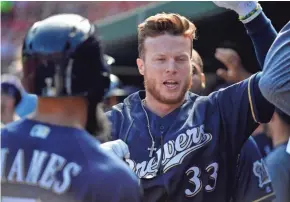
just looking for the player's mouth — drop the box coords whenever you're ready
[163,80,179,90]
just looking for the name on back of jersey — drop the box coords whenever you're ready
[1,148,82,194]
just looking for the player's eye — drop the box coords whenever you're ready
[156,58,166,61]
[176,56,188,62]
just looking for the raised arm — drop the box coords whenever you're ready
[213,1,277,68]
[209,2,276,149]
[243,10,277,67]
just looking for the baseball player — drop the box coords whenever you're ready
[1,14,142,202]
[102,1,280,201]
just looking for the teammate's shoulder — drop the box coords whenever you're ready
[186,91,216,106]
[186,91,198,100]
[82,151,141,201]
[240,137,262,157]
[244,136,259,149]
[105,103,125,123]
[106,96,130,114]
[1,119,24,135]
[106,91,141,116]
[115,91,140,109]
[88,152,139,189]
[108,102,125,113]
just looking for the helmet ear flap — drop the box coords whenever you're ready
[70,36,110,99]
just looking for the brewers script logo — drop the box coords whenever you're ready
[126,125,212,178]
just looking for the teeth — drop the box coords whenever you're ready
[165,83,177,89]
[164,81,177,84]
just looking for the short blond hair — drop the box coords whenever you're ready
[138,13,196,58]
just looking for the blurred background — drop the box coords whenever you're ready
[1,1,290,90]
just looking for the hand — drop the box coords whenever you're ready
[215,48,252,83]
[213,1,258,17]
[100,139,130,159]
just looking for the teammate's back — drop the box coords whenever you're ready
[1,119,141,202]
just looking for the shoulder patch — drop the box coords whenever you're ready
[253,159,271,188]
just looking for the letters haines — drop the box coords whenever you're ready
[126,125,212,178]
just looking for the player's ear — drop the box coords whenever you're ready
[137,58,145,76]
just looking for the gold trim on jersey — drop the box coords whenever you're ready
[252,192,275,202]
[248,75,261,124]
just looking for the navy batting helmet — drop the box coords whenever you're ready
[21,14,111,134]
[22,14,110,101]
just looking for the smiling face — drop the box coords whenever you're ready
[137,34,192,105]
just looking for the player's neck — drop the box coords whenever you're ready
[1,112,18,124]
[30,97,88,129]
[271,123,290,147]
[144,92,184,117]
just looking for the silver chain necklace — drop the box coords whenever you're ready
[141,99,157,157]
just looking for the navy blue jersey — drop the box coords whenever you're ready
[233,137,274,202]
[252,132,273,158]
[106,73,274,202]
[1,119,141,202]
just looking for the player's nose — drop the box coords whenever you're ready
[166,58,177,74]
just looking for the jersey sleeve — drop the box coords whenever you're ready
[213,72,274,153]
[244,11,277,68]
[233,137,275,202]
